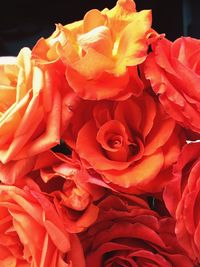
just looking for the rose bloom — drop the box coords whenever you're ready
[144,37,200,133]
[64,91,183,194]
[0,47,77,165]
[32,0,156,100]
[0,183,85,267]
[164,142,200,265]
[25,150,103,233]
[80,193,193,267]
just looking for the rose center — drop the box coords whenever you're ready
[107,134,123,149]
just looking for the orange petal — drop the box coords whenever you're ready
[13,90,61,160]
[32,37,50,60]
[162,130,182,168]
[68,234,86,267]
[0,256,16,267]
[0,92,29,138]
[96,120,128,151]
[44,220,70,253]
[66,65,129,100]
[144,107,175,156]
[83,9,107,33]
[0,156,36,184]
[103,151,164,188]
[76,121,131,171]
[140,93,156,138]
[78,26,113,57]
[0,98,43,163]
[117,10,152,68]
[114,98,142,135]
[11,210,44,250]
[72,48,114,79]
[105,0,136,36]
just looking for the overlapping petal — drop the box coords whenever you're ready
[32,0,157,100]
[164,142,200,264]
[145,37,200,134]
[0,48,78,167]
[80,193,193,267]
[0,184,85,267]
[65,91,182,193]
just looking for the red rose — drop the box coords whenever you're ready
[64,91,183,193]
[144,37,200,133]
[164,142,200,264]
[0,183,85,267]
[80,193,193,267]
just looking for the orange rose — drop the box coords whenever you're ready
[64,92,183,193]
[0,47,76,165]
[0,183,85,267]
[32,0,155,100]
[144,37,200,133]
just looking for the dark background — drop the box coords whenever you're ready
[0,0,199,56]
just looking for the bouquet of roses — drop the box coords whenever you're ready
[0,0,200,266]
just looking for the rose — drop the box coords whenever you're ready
[144,37,200,134]
[32,0,156,100]
[164,142,200,264]
[0,47,78,167]
[0,183,85,267]
[64,91,182,194]
[26,151,103,233]
[80,193,193,267]
[0,149,102,232]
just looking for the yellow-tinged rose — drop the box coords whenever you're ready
[0,47,76,166]
[33,0,156,100]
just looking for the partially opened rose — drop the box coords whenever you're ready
[26,151,102,233]
[80,193,193,267]
[164,142,200,265]
[0,183,85,267]
[32,0,156,100]
[144,37,200,133]
[0,47,76,165]
[65,91,183,193]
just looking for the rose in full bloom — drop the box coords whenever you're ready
[64,91,183,193]
[32,0,156,100]
[0,183,85,267]
[80,193,193,267]
[164,142,200,264]
[25,151,102,233]
[144,37,200,133]
[0,47,77,166]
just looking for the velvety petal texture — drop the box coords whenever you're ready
[164,142,200,265]
[80,193,193,267]
[64,91,183,194]
[144,37,200,134]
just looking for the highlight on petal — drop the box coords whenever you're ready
[103,151,164,188]
[70,91,180,194]
[32,0,156,100]
[0,184,85,266]
[116,10,152,69]
[83,9,107,33]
